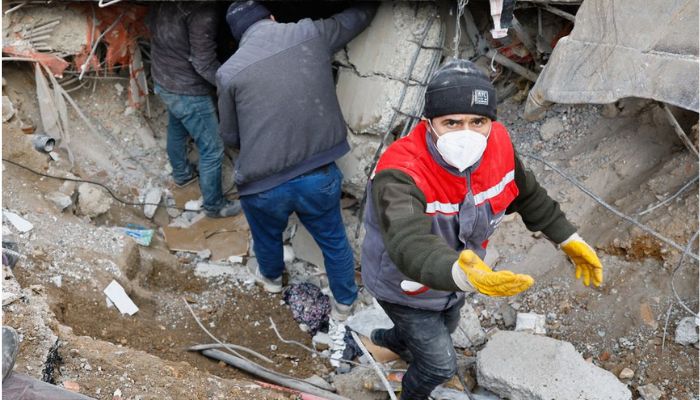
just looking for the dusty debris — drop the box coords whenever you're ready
[674,316,699,346]
[452,302,487,348]
[345,306,394,339]
[44,191,72,211]
[3,95,15,122]
[142,187,162,219]
[76,183,113,218]
[637,383,664,400]
[477,331,631,400]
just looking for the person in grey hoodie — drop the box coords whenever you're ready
[217,1,377,320]
[147,3,240,218]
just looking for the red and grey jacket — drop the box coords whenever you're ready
[361,121,575,311]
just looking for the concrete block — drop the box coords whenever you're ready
[45,191,72,211]
[674,316,699,346]
[477,331,631,400]
[335,2,443,136]
[345,306,394,338]
[451,303,486,348]
[77,183,113,218]
[290,223,324,269]
[515,312,547,335]
[637,384,663,400]
[336,132,380,199]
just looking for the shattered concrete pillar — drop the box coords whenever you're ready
[335,1,445,198]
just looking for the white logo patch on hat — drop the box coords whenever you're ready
[473,89,489,106]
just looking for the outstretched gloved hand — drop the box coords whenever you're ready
[560,233,603,287]
[452,250,534,296]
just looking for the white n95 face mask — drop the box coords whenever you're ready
[435,129,488,172]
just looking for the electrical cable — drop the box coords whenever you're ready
[670,230,699,317]
[521,153,700,261]
[2,158,188,211]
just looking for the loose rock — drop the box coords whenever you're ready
[637,384,663,400]
[674,316,699,346]
[514,312,546,335]
[477,331,631,400]
[77,183,113,218]
[619,368,634,379]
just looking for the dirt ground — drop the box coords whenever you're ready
[2,50,699,400]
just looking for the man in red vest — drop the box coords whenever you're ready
[361,59,603,399]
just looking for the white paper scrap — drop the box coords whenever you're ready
[103,280,139,315]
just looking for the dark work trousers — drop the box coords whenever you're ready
[373,297,464,400]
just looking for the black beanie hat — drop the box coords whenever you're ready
[423,59,497,121]
[226,1,271,41]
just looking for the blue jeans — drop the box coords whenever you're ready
[239,163,358,305]
[154,84,225,211]
[374,297,464,400]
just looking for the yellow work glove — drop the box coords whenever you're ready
[451,250,534,297]
[560,233,603,287]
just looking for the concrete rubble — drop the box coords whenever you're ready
[525,0,699,120]
[77,183,113,218]
[477,331,631,400]
[451,302,487,348]
[514,312,547,335]
[674,316,699,346]
[44,191,73,211]
[335,2,444,198]
[637,384,664,400]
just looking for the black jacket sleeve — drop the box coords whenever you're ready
[313,3,378,54]
[216,78,239,148]
[186,6,221,86]
[371,169,461,291]
[507,154,577,244]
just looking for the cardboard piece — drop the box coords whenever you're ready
[358,334,400,363]
[162,214,249,261]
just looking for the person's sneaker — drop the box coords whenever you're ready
[174,174,198,188]
[173,164,199,188]
[205,200,242,218]
[250,265,283,293]
[331,300,355,322]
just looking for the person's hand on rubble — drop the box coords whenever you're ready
[560,233,603,287]
[452,250,534,296]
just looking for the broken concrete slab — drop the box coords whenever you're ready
[142,187,162,219]
[525,0,699,120]
[452,303,486,348]
[477,331,631,400]
[77,183,113,218]
[514,312,547,335]
[674,316,699,346]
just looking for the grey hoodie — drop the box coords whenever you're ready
[216,4,377,196]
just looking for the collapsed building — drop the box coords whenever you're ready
[1,0,698,399]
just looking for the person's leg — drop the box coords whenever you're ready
[240,183,294,281]
[176,95,225,212]
[377,300,458,400]
[293,164,357,306]
[154,85,196,184]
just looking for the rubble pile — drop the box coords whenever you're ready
[2,0,698,399]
